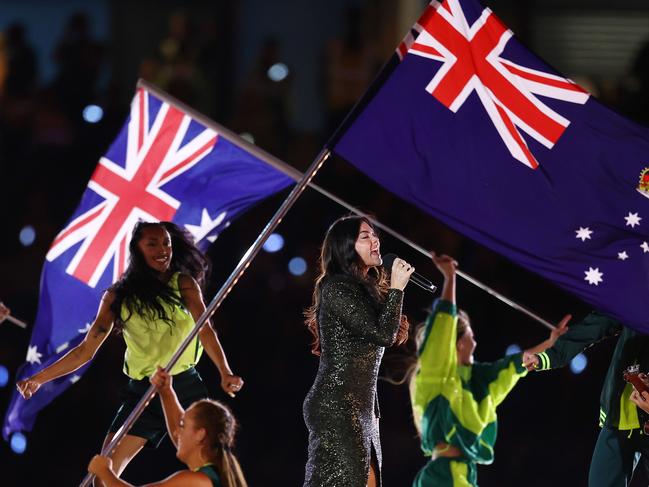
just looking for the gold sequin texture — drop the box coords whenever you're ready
[303,274,404,487]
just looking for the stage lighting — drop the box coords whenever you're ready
[83,104,104,123]
[10,432,27,454]
[505,344,521,356]
[263,233,285,253]
[570,353,587,374]
[0,365,8,387]
[19,225,36,246]
[288,257,307,276]
[267,63,289,82]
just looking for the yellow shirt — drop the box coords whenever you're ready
[121,272,203,379]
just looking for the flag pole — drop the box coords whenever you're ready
[6,315,28,329]
[139,80,556,331]
[79,147,332,487]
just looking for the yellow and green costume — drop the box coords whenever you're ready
[121,272,203,379]
[109,272,208,447]
[411,300,527,486]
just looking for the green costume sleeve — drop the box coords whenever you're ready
[412,300,457,427]
[535,311,621,370]
[472,354,527,407]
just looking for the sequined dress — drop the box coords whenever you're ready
[303,274,404,487]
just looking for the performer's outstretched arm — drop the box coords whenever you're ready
[16,291,115,399]
[523,312,621,371]
[179,274,243,397]
[523,314,571,356]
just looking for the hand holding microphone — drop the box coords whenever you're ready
[382,254,438,294]
[387,256,415,290]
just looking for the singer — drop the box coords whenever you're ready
[408,253,569,487]
[302,215,412,487]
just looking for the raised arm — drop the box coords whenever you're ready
[412,254,458,415]
[17,291,115,399]
[150,367,184,448]
[523,314,571,356]
[178,274,243,397]
[418,254,458,377]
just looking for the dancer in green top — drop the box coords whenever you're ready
[17,221,243,486]
[410,253,569,486]
[89,366,247,487]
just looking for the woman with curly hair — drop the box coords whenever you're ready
[18,221,243,485]
[302,215,413,487]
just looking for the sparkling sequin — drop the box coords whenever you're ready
[303,275,404,487]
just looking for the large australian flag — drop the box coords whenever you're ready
[3,83,292,439]
[331,0,649,332]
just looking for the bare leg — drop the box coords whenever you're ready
[367,463,377,487]
[93,432,147,487]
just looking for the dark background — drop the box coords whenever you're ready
[1,0,649,485]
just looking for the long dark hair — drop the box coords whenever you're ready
[191,399,248,487]
[304,215,408,355]
[109,221,209,330]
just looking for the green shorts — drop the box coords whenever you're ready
[108,367,208,448]
[413,457,477,487]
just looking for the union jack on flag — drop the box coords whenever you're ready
[4,85,292,439]
[332,0,649,333]
[402,0,589,169]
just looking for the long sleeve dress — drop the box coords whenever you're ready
[303,274,404,487]
[411,300,527,486]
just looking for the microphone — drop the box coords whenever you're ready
[381,253,437,294]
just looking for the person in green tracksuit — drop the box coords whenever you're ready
[523,313,649,486]
[410,253,568,487]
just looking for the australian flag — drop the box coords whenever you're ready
[3,84,292,439]
[331,0,649,332]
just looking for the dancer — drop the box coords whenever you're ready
[302,215,413,487]
[17,221,243,485]
[523,314,649,486]
[410,253,568,487]
[88,367,247,487]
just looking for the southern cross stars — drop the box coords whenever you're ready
[185,209,227,244]
[577,211,645,286]
[584,267,604,286]
[575,227,592,242]
[26,345,43,365]
[625,212,641,228]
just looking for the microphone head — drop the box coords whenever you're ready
[381,253,397,271]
